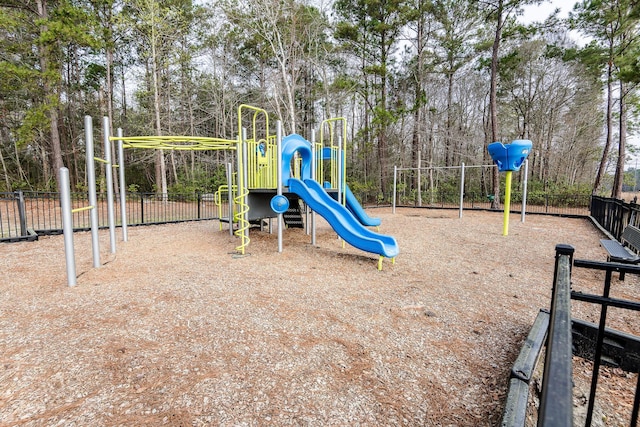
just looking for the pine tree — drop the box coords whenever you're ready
[572,0,640,197]
[334,0,411,198]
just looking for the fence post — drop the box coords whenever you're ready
[197,191,201,219]
[140,193,144,224]
[624,200,633,236]
[608,199,614,234]
[539,244,574,425]
[629,200,636,228]
[545,194,549,214]
[584,259,616,427]
[392,166,397,214]
[15,190,27,237]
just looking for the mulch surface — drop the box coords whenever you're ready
[1,208,638,426]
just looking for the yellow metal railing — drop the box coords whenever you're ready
[246,135,277,189]
[238,105,277,190]
[233,127,250,255]
[71,205,95,214]
[214,184,237,231]
[319,118,347,202]
[293,155,302,180]
[233,185,250,254]
[113,135,237,151]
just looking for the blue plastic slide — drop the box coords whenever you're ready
[288,178,399,258]
[318,147,380,227]
[325,183,381,227]
[344,185,381,227]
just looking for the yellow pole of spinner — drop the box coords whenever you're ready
[503,170,512,236]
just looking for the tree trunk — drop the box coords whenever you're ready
[36,0,63,188]
[150,15,167,197]
[106,39,119,194]
[411,8,427,198]
[378,33,388,198]
[488,0,503,209]
[40,134,50,188]
[593,61,614,194]
[121,54,127,123]
[13,138,29,189]
[612,80,627,199]
[446,71,454,167]
[0,141,11,191]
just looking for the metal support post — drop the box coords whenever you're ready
[392,166,397,214]
[85,116,100,268]
[117,128,128,241]
[503,171,512,236]
[60,167,77,287]
[521,159,529,223]
[226,162,234,237]
[242,129,249,248]
[234,132,245,254]
[311,130,317,246]
[15,190,27,237]
[102,117,116,253]
[459,162,465,219]
[276,121,283,253]
[417,149,422,207]
[338,135,344,206]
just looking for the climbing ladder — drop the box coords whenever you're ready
[283,198,304,228]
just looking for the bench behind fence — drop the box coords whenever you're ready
[591,196,640,240]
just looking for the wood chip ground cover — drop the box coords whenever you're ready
[0,208,638,426]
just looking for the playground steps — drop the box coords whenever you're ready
[283,198,304,229]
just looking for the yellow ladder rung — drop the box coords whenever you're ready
[71,205,94,213]
[94,157,109,164]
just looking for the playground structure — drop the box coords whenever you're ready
[60,105,398,285]
[59,116,127,286]
[487,140,533,235]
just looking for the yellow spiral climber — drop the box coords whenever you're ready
[233,184,250,255]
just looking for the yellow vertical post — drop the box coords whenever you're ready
[503,170,512,236]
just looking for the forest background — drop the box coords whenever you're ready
[0,0,639,205]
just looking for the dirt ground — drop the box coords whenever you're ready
[1,208,638,426]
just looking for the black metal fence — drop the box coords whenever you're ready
[395,190,591,216]
[569,256,640,426]
[538,244,578,425]
[3,188,592,243]
[502,245,640,426]
[591,196,640,240]
[0,190,219,242]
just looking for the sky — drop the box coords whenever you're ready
[519,1,590,46]
[520,0,576,23]
[520,1,640,166]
